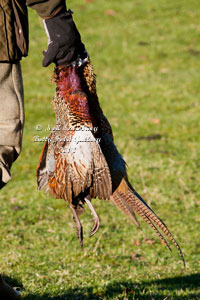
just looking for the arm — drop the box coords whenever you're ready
[26,0,66,18]
[26,0,87,66]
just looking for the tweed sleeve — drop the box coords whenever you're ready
[26,0,67,18]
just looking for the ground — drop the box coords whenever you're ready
[0,0,199,299]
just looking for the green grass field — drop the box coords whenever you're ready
[0,0,200,299]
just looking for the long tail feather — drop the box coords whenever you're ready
[127,188,185,266]
[117,191,172,252]
[111,191,139,227]
[115,179,185,266]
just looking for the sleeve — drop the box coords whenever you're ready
[26,0,67,18]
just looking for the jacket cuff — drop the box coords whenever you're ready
[26,0,66,18]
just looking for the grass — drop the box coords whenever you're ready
[0,0,200,299]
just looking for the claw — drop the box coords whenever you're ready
[90,217,100,237]
[70,205,83,247]
[85,196,100,237]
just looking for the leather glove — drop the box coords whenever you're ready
[43,9,87,67]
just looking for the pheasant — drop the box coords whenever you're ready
[37,57,185,266]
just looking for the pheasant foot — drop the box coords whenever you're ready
[70,205,83,247]
[85,196,100,237]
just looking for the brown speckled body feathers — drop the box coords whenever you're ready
[37,63,112,203]
[37,59,184,265]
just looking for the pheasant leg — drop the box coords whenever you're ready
[85,197,100,237]
[70,205,83,247]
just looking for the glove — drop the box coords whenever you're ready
[43,9,87,67]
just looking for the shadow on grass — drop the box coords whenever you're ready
[2,274,23,290]
[21,273,200,300]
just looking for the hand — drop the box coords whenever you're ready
[43,10,87,67]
